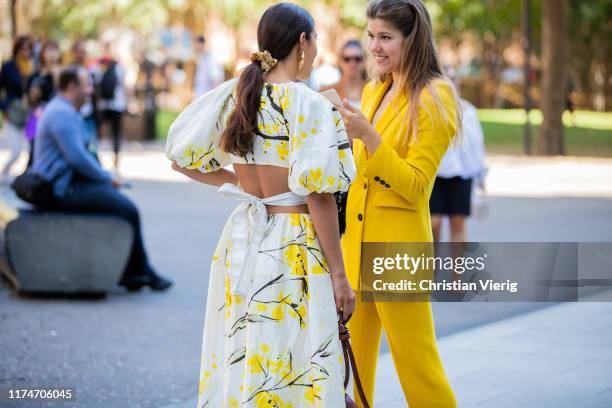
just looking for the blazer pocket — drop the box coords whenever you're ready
[373,191,419,210]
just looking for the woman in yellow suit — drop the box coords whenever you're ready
[337,0,460,407]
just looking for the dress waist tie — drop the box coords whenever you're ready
[217,182,307,296]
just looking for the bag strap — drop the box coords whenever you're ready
[339,319,370,408]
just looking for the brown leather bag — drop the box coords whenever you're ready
[339,317,370,408]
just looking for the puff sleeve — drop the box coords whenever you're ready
[287,88,356,196]
[165,78,238,172]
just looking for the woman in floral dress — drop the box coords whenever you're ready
[166,3,357,407]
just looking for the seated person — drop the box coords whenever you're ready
[30,65,172,292]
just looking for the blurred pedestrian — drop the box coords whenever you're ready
[95,43,126,170]
[0,35,34,181]
[192,35,223,98]
[31,65,172,292]
[320,39,368,109]
[24,40,61,168]
[72,39,100,157]
[565,78,576,127]
[24,79,45,170]
[430,98,486,243]
[27,40,60,103]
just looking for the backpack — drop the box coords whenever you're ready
[99,61,117,100]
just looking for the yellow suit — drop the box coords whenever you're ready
[341,78,458,407]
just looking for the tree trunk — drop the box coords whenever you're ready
[539,0,567,155]
[11,0,18,37]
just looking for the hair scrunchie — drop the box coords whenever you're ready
[250,50,278,73]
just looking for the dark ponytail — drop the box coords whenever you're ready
[221,3,315,157]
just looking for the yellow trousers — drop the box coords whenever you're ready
[348,293,457,408]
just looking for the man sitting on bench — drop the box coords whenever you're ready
[30,65,172,292]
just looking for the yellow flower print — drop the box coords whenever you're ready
[254,391,289,408]
[224,276,232,320]
[271,304,284,320]
[305,218,316,247]
[260,343,270,353]
[311,127,317,134]
[310,168,322,182]
[288,305,307,327]
[310,168,321,180]
[290,213,301,227]
[198,377,206,396]
[260,98,267,109]
[266,352,293,377]
[224,274,242,320]
[263,140,272,151]
[298,115,305,123]
[285,244,307,276]
[310,264,324,274]
[228,397,239,407]
[198,369,211,396]
[304,374,322,405]
[327,176,335,186]
[280,93,290,111]
[276,141,289,161]
[247,354,265,373]
[339,149,346,159]
[300,168,323,192]
[182,144,215,169]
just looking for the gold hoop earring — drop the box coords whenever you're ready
[298,52,305,71]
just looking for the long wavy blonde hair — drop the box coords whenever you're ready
[366,0,461,147]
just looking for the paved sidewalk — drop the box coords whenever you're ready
[164,295,612,408]
[374,295,612,407]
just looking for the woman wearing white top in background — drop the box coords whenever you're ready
[430,97,486,242]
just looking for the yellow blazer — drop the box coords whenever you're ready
[341,78,457,290]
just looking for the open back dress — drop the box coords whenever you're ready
[166,78,357,407]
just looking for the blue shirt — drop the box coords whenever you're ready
[32,95,112,198]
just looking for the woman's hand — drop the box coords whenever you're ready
[337,99,382,154]
[330,271,355,322]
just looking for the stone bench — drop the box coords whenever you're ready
[0,199,133,295]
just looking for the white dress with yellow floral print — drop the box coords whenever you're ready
[166,79,357,407]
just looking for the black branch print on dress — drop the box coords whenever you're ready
[253,85,290,141]
[243,333,337,405]
[227,346,247,367]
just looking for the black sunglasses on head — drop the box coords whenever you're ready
[342,56,364,63]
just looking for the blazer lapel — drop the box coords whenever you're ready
[376,90,409,143]
[355,80,392,167]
